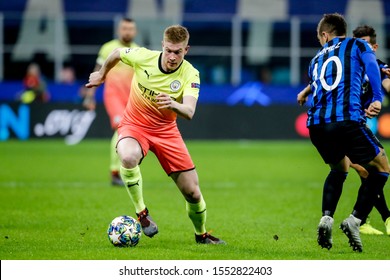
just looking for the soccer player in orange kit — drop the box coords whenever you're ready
[86,25,225,244]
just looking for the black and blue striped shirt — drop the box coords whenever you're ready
[361,59,388,110]
[307,37,382,126]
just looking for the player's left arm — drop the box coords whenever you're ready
[297,84,311,106]
[156,94,197,120]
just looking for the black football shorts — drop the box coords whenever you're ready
[309,120,383,165]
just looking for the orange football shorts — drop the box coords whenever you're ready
[117,124,195,175]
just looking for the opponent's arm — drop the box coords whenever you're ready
[297,84,311,106]
[380,64,390,94]
[362,52,382,118]
[156,94,197,120]
[381,67,390,78]
[85,48,122,88]
[378,63,390,94]
[382,78,390,94]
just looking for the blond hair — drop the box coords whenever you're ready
[163,25,189,45]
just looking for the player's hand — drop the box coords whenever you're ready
[85,71,105,88]
[297,91,308,106]
[82,94,96,110]
[382,67,390,78]
[79,86,96,110]
[156,93,176,110]
[297,85,311,106]
[365,100,381,118]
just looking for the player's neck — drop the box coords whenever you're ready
[328,35,346,41]
[119,39,132,47]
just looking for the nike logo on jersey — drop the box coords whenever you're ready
[144,70,151,79]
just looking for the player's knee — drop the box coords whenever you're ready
[382,166,390,174]
[382,159,390,173]
[371,154,390,173]
[379,161,390,173]
[120,152,140,169]
[184,188,202,203]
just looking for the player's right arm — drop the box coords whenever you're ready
[82,63,101,110]
[85,48,122,88]
[297,84,311,106]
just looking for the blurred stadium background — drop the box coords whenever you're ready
[3,0,390,263]
[1,0,390,143]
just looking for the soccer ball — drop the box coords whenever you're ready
[107,215,142,247]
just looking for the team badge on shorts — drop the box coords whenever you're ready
[170,80,181,92]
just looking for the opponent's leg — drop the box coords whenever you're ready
[352,172,388,239]
[352,148,389,221]
[373,184,390,235]
[317,158,348,250]
[373,186,390,235]
[317,170,347,249]
[374,189,390,224]
[342,148,390,252]
[322,170,348,217]
[358,175,385,235]
[368,147,390,235]
[340,172,388,252]
[350,161,384,234]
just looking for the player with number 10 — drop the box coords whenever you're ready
[305,13,390,252]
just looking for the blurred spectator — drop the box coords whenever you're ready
[20,63,50,103]
[60,66,76,84]
[259,67,272,84]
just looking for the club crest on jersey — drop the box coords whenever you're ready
[170,80,181,92]
[191,83,200,89]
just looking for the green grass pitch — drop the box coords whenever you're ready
[1,139,390,260]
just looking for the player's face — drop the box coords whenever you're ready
[118,21,137,45]
[161,41,189,72]
[358,35,378,52]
